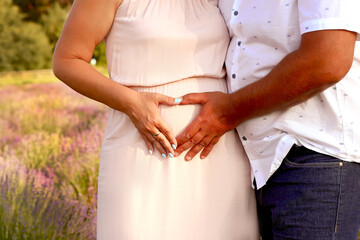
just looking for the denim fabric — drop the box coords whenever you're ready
[256,145,360,240]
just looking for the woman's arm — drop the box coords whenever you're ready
[53,0,179,157]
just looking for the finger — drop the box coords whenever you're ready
[141,133,154,155]
[175,130,203,159]
[184,135,212,161]
[146,131,168,159]
[176,117,202,147]
[179,92,207,105]
[154,93,182,106]
[156,119,177,150]
[154,131,176,158]
[199,136,221,159]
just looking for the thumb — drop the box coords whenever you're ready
[180,93,207,105]
[155,93,182,106]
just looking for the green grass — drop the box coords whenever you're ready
[0,70,59,87]
[0,66,108,87]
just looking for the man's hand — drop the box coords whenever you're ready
[175,91,238,161]
[175,30,357,161]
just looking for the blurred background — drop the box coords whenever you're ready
[2,1,360,240]
[0,0,108,239]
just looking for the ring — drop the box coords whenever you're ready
[154,131,161,137]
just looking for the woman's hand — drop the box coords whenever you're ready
[52,0,180,158]
[127,92,182,158]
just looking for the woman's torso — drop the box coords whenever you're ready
[103,0,232,142]
[98,2,258,238]
[104,0,230,87]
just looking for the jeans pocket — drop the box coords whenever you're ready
[284,151,342,169]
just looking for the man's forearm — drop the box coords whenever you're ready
[175,30,356,160]
[229,30,356,126]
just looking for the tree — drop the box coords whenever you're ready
[39,2,69,50]
[0,0,52,71]
[12,0,72,22]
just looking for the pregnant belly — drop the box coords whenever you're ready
[102,77,227,143]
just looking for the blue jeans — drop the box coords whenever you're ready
[256,145,360,240]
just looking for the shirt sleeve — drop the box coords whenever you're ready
[298,0,360,40]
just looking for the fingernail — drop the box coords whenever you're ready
[172,144,177,150]
[185,156,191,161]
[149,150,153,155]
[200,155,205,159]
[162,153,167,159]
[169,153,174,158]
[174,98,182,103]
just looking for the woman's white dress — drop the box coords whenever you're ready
[97,0,258,239]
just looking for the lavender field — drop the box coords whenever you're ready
[1,71,359,240]
[0,71,108,239]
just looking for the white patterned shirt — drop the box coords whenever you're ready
[220,0,360,188]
